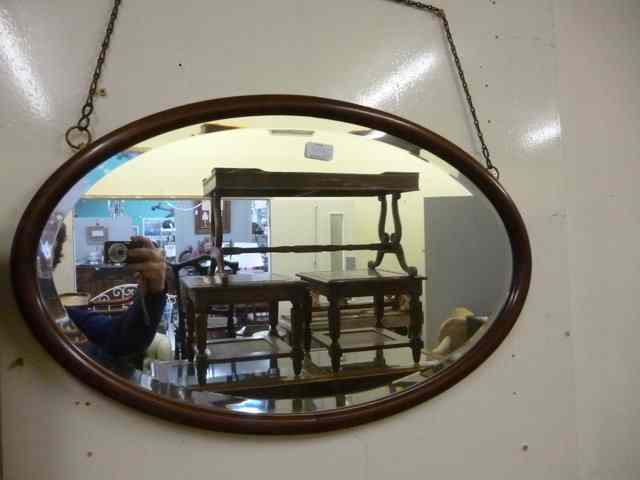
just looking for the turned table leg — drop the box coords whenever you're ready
[303,291,313,354]
[409,285,424,364]
[174,309,185,361]
[328,295,343,373]
[210,193,225,275]
[374,292,385,328]
[196,308,208,385]
[374,347,385,367]
[290,299,303,376]
[226,304,236,338]
[268,301,279,336]
[185,298,195,362]
[269,356,280,376]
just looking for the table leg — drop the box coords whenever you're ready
[328,296,342,373]
[390,193,418,277]
[174,289,186,360]
[226,304,236,338]
[174,316,185,361]
[196,310,208,385]
[185,298,195,362]
[374,293,385,328]
[409,290,424,364]
[268,356,280,376]
[290,299,303,376]
[210,193,226,277]
[303,291,313,353]
[268,301,279,336]
[368,194,389,270]
[374,347,385,367]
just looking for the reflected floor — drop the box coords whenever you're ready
[113,342,447,415]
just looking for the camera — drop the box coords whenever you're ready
[103,240,145,264]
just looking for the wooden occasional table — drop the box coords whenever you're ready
[180,273,311,384]
[202,168,420,277]
[296,270,425,373]
[199,168,422,378]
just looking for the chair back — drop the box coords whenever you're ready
[89,283,138,312]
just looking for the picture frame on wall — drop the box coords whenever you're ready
[85,225,108,245]
[194,199,230,234]
[142,218,165,237]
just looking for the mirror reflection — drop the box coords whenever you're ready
[38,115,512,414]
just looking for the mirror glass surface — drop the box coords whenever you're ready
[37,115,512,415]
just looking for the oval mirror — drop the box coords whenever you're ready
[11,95,531,433]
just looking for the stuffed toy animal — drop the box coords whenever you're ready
[432,307,486,356]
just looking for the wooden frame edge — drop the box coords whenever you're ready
[10,94,531,434]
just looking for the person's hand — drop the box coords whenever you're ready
[126,236,166,294]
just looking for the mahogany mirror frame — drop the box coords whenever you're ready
[10,95,531,434]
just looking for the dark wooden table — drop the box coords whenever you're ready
[202,168,420,277]
[180,273,311,384]
[296,269,425,372]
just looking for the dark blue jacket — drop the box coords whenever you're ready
[67,292,167,362]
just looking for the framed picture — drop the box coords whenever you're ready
[142,218,165,237]
[194,199,230,234]
[86,225,108,245]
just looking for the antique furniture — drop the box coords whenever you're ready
[13,95,531,433]
[279,297,411,348]
[168,255,239,360]
[202,168,420,277]
[89,283,138,313]
[296,270,425,372]
[180,273,311,384]
[75,264,137,298]
[202,167,423,373]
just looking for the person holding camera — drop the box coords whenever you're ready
[55,230,168,364]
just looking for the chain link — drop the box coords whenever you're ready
[65,0,122,150]
[66,0,498,178]
[388,0,499,179]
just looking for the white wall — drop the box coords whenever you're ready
[0,1,636,479]
[555,2,640,479]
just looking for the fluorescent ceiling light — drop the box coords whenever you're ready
[269,129,314,136]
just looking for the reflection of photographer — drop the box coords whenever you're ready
[55,226,167,364]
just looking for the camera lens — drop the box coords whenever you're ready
[108,243,128,263]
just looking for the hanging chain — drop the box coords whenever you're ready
[65,0,498,177]
[389,1,499,179]
[65,0,122,150]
